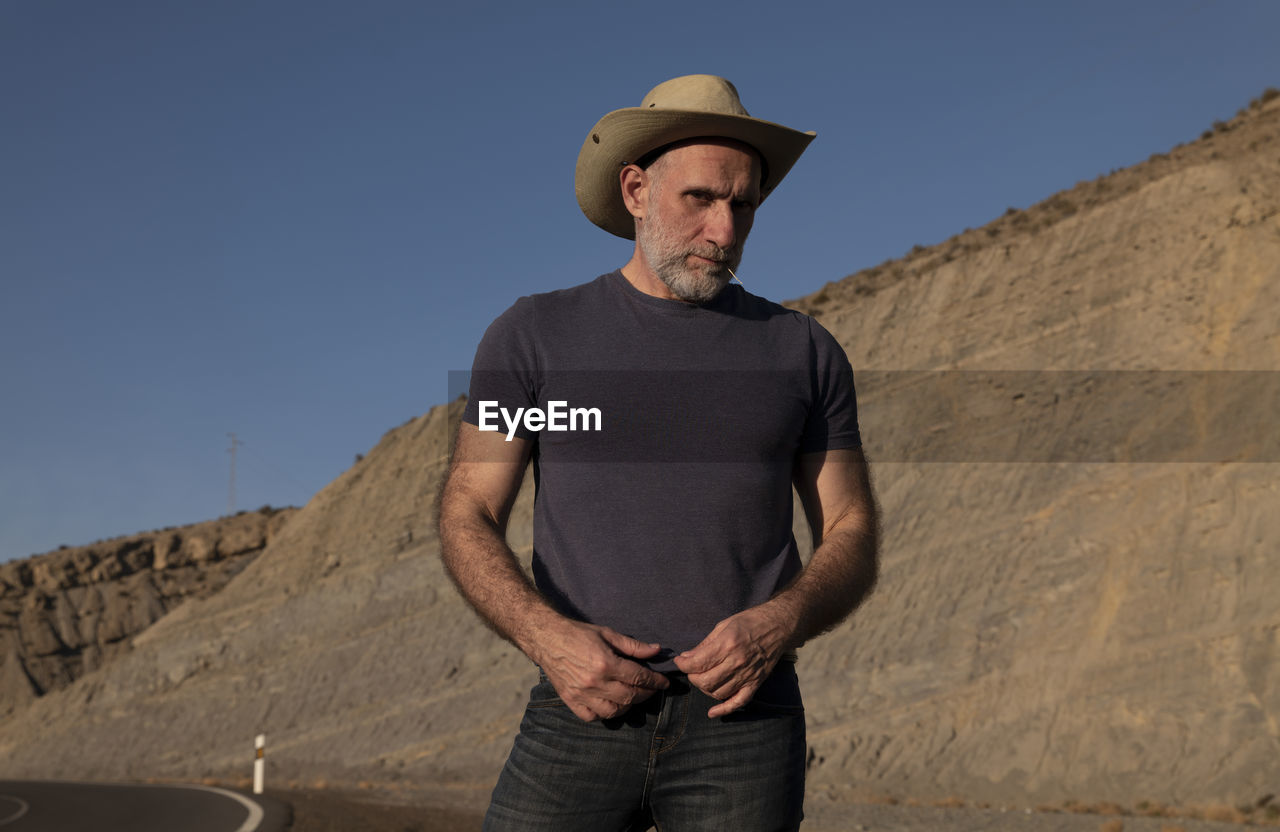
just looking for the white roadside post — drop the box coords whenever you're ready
[253,734,265,795]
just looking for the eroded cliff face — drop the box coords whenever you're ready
[0,509,294,715]
[0,95,1275,812]
[794,93,1280,805]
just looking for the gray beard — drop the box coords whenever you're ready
[636,215,740,304]
[655,257,731,304]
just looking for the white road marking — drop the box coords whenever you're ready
[153,783,265,832]
[0,782,265,832]
[0,795,30,826]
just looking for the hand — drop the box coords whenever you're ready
[535,621,670,723]
[673,603,796,718]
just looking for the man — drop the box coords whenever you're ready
[438,75,879,831]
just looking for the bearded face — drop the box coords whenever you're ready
[632,141,760,304]
[636,192,740,304]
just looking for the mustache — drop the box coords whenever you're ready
[690,246,737,264]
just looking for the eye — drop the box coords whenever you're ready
[732,199,757,214]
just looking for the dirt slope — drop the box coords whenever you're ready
[796,92,1280,806]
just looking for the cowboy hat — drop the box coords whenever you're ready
[575,74,816,240]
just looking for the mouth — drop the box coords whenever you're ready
[689,253,732,271]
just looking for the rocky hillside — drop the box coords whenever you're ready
[0,508,294,715]
[0,90,1275,814]
[794,89,1280,807]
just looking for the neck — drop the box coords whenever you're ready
[620,249,683,302]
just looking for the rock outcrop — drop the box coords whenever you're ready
[0,91,1276,813]
[0,508,294,715]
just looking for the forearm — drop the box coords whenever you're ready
[768,508,879,646]
[438,423,669,722]
[439,483,671,722]
[437,496,563,663]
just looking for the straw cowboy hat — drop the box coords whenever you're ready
[575,74,816,240]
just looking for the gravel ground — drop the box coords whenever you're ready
[804,802,1269,832]
[275,788,1273,832]
[271,788,482,832]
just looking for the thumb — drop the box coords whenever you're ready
[598,627,661,659]
[673,641,716,674]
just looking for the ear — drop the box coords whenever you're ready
[619,164,648,220]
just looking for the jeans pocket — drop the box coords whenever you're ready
[742,697,805,716]
[732,663,805,718]
[527,672,567,709]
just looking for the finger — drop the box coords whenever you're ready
[596,679,660,706]
[619,662,670,691]
[672,653,700,674]
[707,658,771,698]
[583,694,630,720]
[595,641,669,691]
[674,622,738,675]
[706,684,757,719]
[598,627,663,660]
[707,673,750,702]
[673,643,722,675]
[564,699,601,723]
[564,689,631,722]
[685,659,737,697]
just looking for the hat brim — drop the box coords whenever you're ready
[575,108,815,240]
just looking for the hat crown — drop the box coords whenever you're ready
[639,74,750,117]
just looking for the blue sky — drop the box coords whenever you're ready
[2,0,1277,561]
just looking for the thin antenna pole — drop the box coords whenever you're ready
[227,432,244,515]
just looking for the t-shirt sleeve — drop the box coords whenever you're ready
[799,316,862,453]
[461,296,540,441]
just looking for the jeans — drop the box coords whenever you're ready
[484,663,806,832]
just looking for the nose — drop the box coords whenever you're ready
[703,201,737,251]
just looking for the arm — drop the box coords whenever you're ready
[673,446,879,716]
[437,422,669,721]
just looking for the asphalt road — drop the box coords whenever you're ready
[0,781,290,832]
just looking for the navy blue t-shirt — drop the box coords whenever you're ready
[462,270,861,669]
